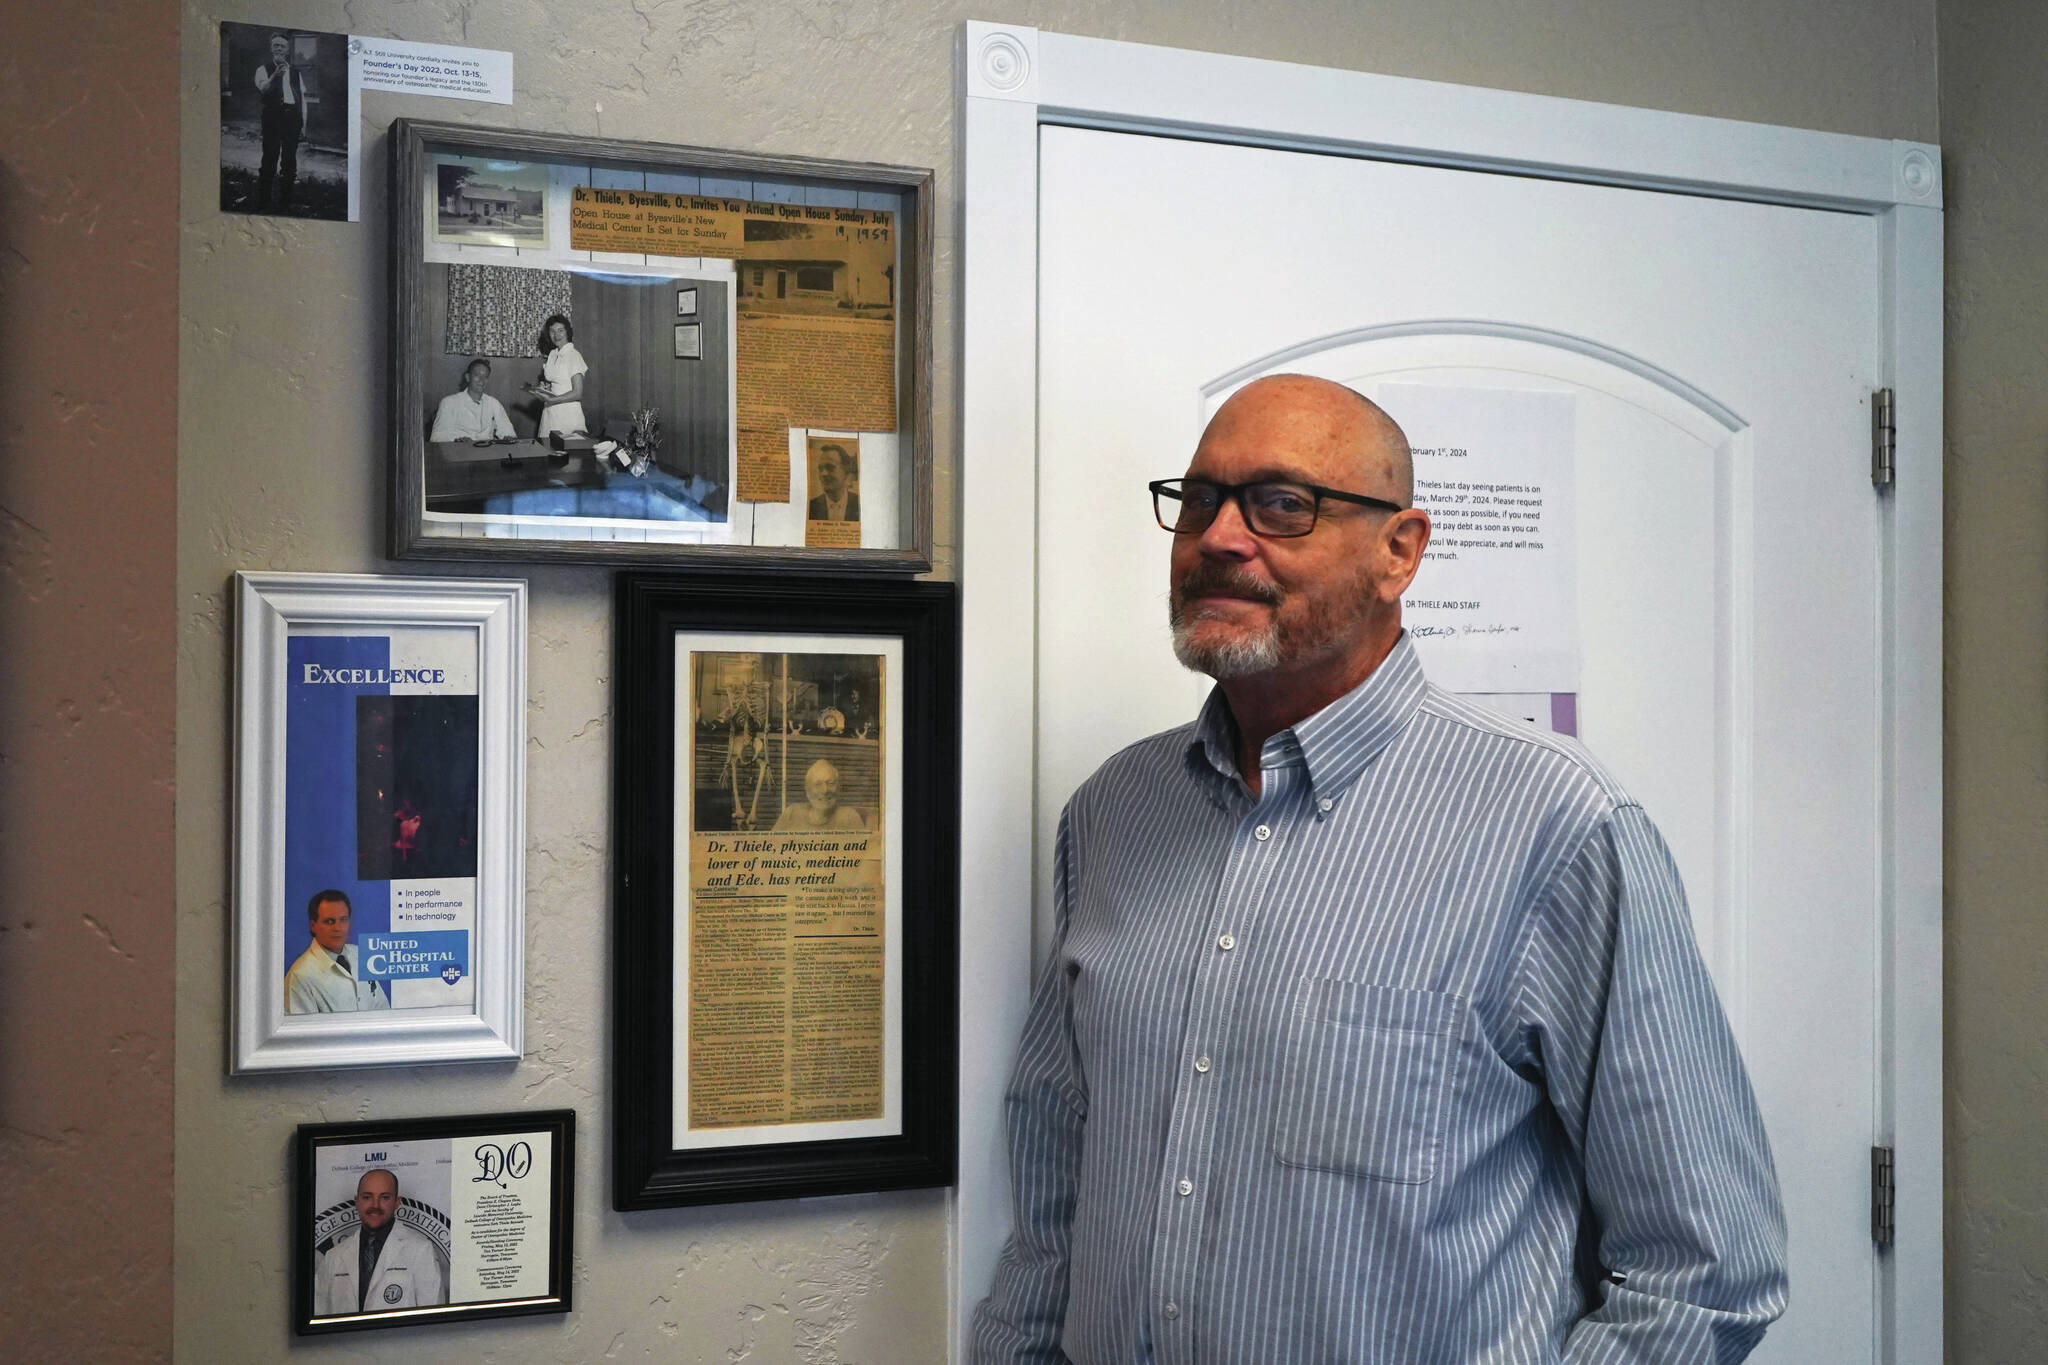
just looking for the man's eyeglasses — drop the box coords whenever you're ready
[1150,477,1406,538]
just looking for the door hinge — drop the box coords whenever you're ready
[1871,1145,1896,1247]
[1871,387,1896,490]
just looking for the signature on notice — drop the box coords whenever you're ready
[1410,622,1521,640]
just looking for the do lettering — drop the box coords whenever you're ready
[471,1139,534,1188]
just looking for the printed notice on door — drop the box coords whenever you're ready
[673,641,904,1148]
[1376,382,1579,695]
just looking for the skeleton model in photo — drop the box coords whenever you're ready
[721,695,770,829]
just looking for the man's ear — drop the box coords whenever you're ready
[1376,508,1432,601]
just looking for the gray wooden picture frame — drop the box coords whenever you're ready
[389,119,933,573]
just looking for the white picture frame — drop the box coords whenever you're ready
[232,572,527,1072]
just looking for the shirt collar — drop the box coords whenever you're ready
[1184,631,1429,810]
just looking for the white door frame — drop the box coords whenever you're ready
[955,21,1942,1362]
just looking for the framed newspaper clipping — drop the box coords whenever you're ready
[611,573,958,1208]
[389,118,933,573]
[232,573,526,1072]
[293,1109,573,1334]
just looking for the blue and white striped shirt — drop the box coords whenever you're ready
[971,634,1787,1364]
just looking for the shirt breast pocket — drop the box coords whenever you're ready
[1272,979,1463,1184]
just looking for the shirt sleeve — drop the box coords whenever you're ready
[557,344,588,380]
[968,808,1085,1365]
[488,397,516,438]
[1519,803,1790,1362]
[427,395,460,442]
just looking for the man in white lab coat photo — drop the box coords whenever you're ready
[313,1168,449,1316]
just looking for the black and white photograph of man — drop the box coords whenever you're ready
[218,23,349,220]
[772,757,869,831]
[803,435,863,548]
[429,359,518,443]
[692,652,883,833]
[806,439,861,522]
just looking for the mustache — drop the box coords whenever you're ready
[1173,563,1283,608]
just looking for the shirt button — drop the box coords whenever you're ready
[1163,1301,1180,1320]
[1216,933,1236,951]
[1176,1178,1193,1196]
[1318,797,1334,813]
[1254,823,1272,841]
[1194,1055,1212,1073]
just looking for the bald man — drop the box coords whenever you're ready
[971,375,1786,1364]
[773,758,866,830]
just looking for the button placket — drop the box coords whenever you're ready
[1151,760,1306,1360]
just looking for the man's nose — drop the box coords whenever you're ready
[1196,493,1258,558]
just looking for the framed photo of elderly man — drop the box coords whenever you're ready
[293,1110,574,1335]
[388,119,934,573]
[231,573,527,1074]
[611,573,959,1208]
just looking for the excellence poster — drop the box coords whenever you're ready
[282,628,481,1014]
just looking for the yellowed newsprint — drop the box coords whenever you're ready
[570,190,902,475]
[736,427,791,503]
[568,188,750,256]
[737,313,897,435]
[686,650,886,1129]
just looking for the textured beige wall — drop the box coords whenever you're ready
[175,2,1943,1362]
[0,1,178,1359]
[1938,2,2048,1359]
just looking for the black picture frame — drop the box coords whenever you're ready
[292,1109,574,1334]
[611,573,958,1209]
[389,118,934,573]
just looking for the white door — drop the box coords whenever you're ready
[1031,124,1880,1363]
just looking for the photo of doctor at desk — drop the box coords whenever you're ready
[428,359,517,442]
[416,265,734,522]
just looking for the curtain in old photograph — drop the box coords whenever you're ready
[444,264,571,357]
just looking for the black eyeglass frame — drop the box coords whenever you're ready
[1148,477,1408,538]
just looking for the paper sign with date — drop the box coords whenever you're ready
[1377,382,1580,696]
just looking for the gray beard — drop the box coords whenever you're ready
[1171,615,1282,678]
